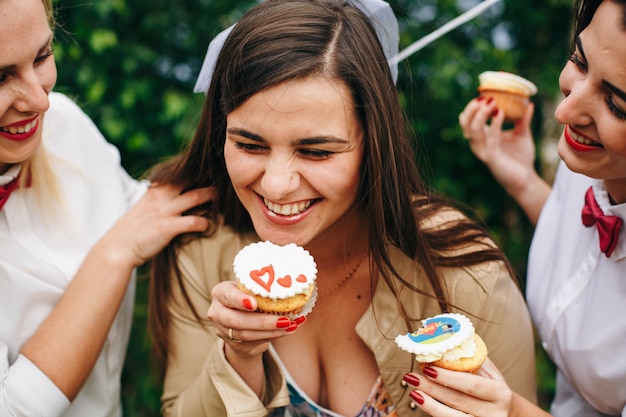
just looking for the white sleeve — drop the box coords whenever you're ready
[0,345,69,417]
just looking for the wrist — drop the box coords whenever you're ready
[87,237,138,276]
[509,392,552,417]
[225,343,267,397]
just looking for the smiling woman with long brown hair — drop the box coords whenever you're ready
[147,1,537,416]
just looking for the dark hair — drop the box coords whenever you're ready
[148,0,514,362]
[573,0,626,45]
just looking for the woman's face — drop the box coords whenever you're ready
[224,76,364,247]
[556,0,626,202]
[0,0,56,174]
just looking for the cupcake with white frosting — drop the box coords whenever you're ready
[395,313,488,374]
[234,241,317,316]
[478,71,537,121]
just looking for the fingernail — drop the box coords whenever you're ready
[492,108,500,117]
[403,373,420,387]
[486,97,494,104]
[422,367,438,379]
[409,390,424,405]
[293,316,306,325]
[276,317,291,328]
[476,96,486,102]
[242,299,253,310]
[286,323,298,333]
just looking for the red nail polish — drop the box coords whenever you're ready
[403,373,420,387]
[285,323,298,332]
[486,97,494,104]
[242,299,253,310]
[492,108,500,117]
[476,96,486,102]
[409,390,425,405]
[294,316,306,325]
[276,317,291,328]
[422,367,438,379]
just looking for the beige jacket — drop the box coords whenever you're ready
[161,220,537,417]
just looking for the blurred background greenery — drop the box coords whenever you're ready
[51,0,573,414]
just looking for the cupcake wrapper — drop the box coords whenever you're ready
[257,286,318,320]
[288,285,318,320]
[479,90,530,121]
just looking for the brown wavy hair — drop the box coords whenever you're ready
[148,0,516,362]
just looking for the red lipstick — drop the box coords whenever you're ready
[564,125,601,152]
[0,116,40,142]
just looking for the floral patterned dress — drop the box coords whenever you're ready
[267,349,396,417]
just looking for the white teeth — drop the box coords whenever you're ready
[0,119,37,135]
[264,198,312,215]
[569,129,599,146]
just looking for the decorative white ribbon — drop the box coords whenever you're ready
[391,0,503,65]
[194,0,503,93]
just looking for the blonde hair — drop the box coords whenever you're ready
[20,147,63,217]
[16,0,61,214]
[43,0,55,28]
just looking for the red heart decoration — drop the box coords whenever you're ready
[277,275,292,288]
[296,274,307,283]
[250,265,275,292]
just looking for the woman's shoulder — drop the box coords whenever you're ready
[44,92,115,155]
[419,203,470,229]
[412,196,512,287]
[46,92,91,124]
[417,198,498,249]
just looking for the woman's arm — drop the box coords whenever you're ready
[459,99,551,225]
[20,184,213,401]
[161,237,292,416]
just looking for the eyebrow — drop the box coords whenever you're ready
[576,36,626,102]
[0,33,53,72]
[226,128,350,145]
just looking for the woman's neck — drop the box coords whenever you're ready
[604,179,626,205]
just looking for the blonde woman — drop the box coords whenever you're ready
[0,1,212,415]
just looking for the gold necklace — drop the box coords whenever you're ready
[320,249,369,297]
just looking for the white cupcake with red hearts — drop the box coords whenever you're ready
[233,241,317,316]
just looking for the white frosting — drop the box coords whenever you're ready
[395,313,476,362]
[234,241,317,300]
[478,71,538,96]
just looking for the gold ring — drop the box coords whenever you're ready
[228,328,242,343]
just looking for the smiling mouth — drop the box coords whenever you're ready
[0,119,38,135]
[568,127,601,147]
[264,198,315,216]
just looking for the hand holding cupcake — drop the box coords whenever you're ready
[478,71,537,121]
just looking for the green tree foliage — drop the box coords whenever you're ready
[52,0,571,414]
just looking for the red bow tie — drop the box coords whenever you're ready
[582,187,623,257]
[0,176,21,211]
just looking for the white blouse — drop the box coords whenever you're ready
[528,161,626,417]
[0,92,146,417]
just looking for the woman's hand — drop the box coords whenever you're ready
[207,281,306,395]
[98,183,214,268]
[459,98,551,224]
[403,359,551,417]
[459,97,537,198]
[208,281,304,356]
